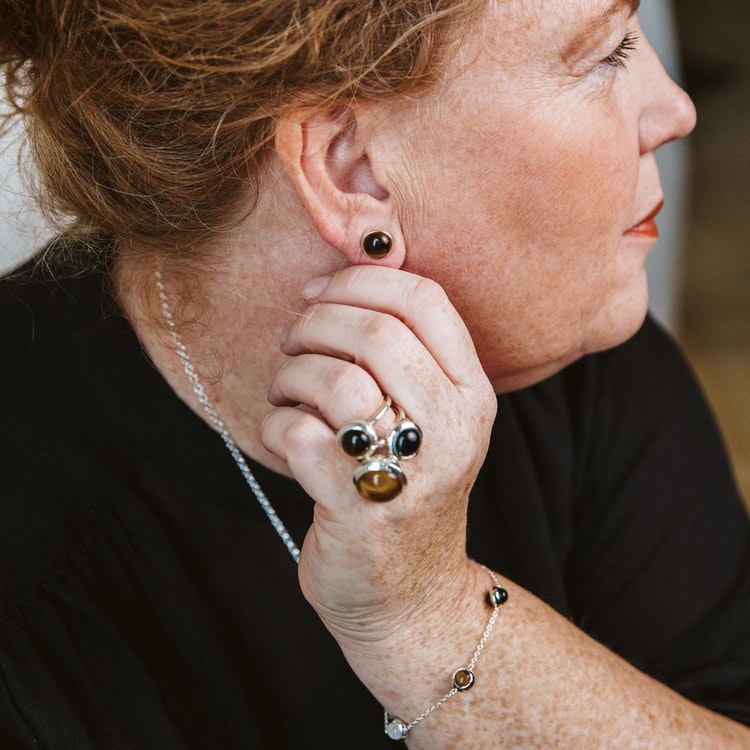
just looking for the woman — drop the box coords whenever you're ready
[1,0,748,747]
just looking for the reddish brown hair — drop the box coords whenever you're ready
[0,0,481,264]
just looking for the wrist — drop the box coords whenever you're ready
[333,561,509,740]
[329,556,484,651]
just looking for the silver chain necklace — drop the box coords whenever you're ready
[155,271,508,744]
[155,270,301,564]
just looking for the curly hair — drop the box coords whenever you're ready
[0,0,482,264]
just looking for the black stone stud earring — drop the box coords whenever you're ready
[362,230,393,259]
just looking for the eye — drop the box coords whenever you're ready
[602,31,639,69]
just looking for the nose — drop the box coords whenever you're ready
[638,47,697,155]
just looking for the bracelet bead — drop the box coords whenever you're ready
[489,585,509,607]
[386,718,410,741]
[383,566,508,741]
[452,668,475,691]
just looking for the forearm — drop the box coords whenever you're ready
[265,267,749,746]
[339,560,749,749]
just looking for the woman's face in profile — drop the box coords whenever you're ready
[382,0,696,389]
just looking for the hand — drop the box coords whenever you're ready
[261,268,750,749]
[262,265,496,646]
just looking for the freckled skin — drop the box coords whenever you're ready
[263,2,746,745]
[373,1,695,392]
[122,0,750,745]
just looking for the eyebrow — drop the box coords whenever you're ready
[562,0,641,63]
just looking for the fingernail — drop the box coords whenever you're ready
[301,275,330,301]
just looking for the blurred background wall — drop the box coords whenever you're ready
[0,111,52,273]
[672,0,750,507]
[640,0,691,333]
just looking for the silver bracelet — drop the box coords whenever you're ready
[383,566,509,741]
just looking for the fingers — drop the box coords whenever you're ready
[298,266,486,390]
[268,353,389,429]
[263,267,494,639]
[263,266,495,517]
[262,404,404,515]
[279,302,454,421]
[261,405,348,503]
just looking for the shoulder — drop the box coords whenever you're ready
[591,314,701,402]
[572,321,750,720]
[0,260,126,610]
[535,316,724,477]
[0,258,114,441]
[492,317,698,491]
[1,260,59,349]
[0,257,108,363]
[560,315,700,416]
[487,316,702,500]
[575,316,732,476]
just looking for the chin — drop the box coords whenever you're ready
[583,280,650,357]
[487,278,651,393]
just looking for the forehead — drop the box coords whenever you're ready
[486,0,639,32]
[471,0,640,63]
[566,0,641,39]
[418,0,641,110]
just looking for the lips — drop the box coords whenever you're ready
[625,199,665,239]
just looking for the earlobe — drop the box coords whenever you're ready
[274,105,405,267]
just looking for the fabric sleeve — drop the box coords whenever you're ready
[564,317,750,726]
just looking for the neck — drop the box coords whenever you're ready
[113,174,344,477]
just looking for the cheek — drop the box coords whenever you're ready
[402,101,641,383]
[497,104,637,267]
[418,102,637,293]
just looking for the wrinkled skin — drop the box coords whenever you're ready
[262,0,696,650]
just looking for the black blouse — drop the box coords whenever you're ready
[1,264,748,749]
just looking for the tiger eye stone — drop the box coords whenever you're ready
[355,466,405,501]
[452,668,475,691]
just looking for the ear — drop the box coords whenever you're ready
[274,104,405,267]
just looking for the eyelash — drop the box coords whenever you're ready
[603,31,640,68]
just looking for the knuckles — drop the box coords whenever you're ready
[281,302,324,352]
[357,312,404,351]
[409,276,450,316]
[279,411,330,457]
[324,358,364,394]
